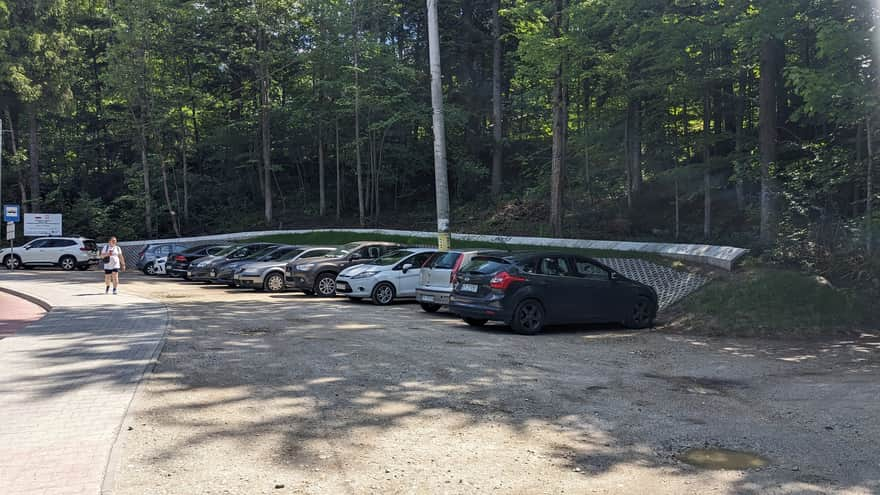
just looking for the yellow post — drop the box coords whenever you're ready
[438,232,451,250]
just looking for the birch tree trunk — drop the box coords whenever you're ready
[139,121,152,238]
[318,123,326,216]
[703,89,712,239]
[353,0,365,227]
[335,118,342,220]
[259,56,273,225]
[161,161,181,237]
[27,104,40,212]
[427,0,451,248]
[549,0,567,237]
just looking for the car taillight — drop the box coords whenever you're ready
[80,247,91,252]
[138,249,145,257]
[175,255,187,262]
[450,254,464,284]
[489,271,525,290]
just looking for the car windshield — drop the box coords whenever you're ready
[369,250,414,266]
[460,256,511,275]
[261,247,303,261]
[185,244,215,254]
[214,245,239,256]
[245,246,280,260]
[83,240,98,251]
[323,242,361,258]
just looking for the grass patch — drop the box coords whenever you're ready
[246,231,667,262]
[673,268,875,338]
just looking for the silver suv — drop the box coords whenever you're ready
[1,236,100,270]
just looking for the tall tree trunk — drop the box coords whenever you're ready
[353,0,365,227]
[335,118,342,220]
[139,121,152,238]
[735,69,746,211]
[490,0,503,197]
[161,161,181,237]
[427,0,451,247]
[259,60,273,225]
[549,0,567,237]
[179,109,189,225]
[867,117,874,254]
[318,124,326,216]
[703,89,712,239]
[583,79,591,203]
[625,99,642,208]
[27,104,40,213]
[759,37,783,246]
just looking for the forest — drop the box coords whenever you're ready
[0,0,877,282]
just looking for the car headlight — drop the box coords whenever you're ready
[350,271,379,279]
[295,263,315,271]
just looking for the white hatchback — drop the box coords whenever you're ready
[335,248,437,305]
[1,236,100,271]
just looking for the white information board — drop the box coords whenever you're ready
[5,221,14,241]
[24,213,63,236]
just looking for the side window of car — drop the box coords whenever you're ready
[28,239,48,249]
[538,256,574,277]
[409,252,433,268]
[42,239,61,248]
[576,258,610,280]
[367,247,382,258]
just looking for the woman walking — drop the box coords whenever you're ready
[101,236,126,294]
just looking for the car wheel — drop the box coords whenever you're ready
[314,273,337,297]
[143,262,156,275]
[463,317,487,327]
[371,282,396,305]
[59,255,77,271]
[510,299,545,335]
[625,297,656,329]
[3,255,21,270]
[264,273,285,292]
[420,303,442,313]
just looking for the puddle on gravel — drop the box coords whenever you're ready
[678,448,768,470]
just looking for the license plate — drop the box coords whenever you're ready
[420,294,435,302]
[210,270,216,277]
[336,282,349,290]
[460,283,478,293]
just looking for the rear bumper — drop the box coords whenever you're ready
[415,287,452,305]
[448,294,510,322]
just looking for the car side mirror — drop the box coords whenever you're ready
[349,253,362,261]
[402,263,413,274]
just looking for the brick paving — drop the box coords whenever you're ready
[0,276,168,495]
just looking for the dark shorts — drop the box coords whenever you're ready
[104,268,119,274]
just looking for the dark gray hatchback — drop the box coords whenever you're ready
[285,241,404,296]
[448,252,658,334]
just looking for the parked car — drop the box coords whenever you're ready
[234,246,334,292]
[335,248,437,304]
[286,241,404,297]
[448,252,658,334]
[136,243,188,275]
[416,249,507,313]
[210,244,288,286]
[167,244,230,278]
[188,243,278,282]
[1,236,99,271]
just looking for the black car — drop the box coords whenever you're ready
[448,252,658,334]
[210,244,291,286]
[167,244,230,278]
[188,243,279,282]
[286,241,404,296]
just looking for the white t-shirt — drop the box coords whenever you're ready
[102,245,123,270]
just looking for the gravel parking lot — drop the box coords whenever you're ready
[7,270,878,494]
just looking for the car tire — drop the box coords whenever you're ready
[314,273,337,297]
[510,299,545,335]
[371,282,396,305]
[3,255,21,270]
[463,317,487,327]
[420,303,442,313]
[143,263,156,275]
[624,297,656,329]
[263,273,285,293]
[59,255,77,271]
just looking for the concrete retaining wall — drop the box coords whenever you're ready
[117,228,748,270]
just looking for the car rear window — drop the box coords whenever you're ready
[430,252,461,269]
[83,240,98,251]
[460,256,511,275]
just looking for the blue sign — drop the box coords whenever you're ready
[3,204,20,223]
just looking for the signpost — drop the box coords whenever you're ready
[23,213,62,237]
[3,204,19,269]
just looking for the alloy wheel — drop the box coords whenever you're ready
[60,256,76,271]
[316,275,336,296]
[4,256,20,270]
[512,300,544,335]
[145,263,156,275]
[373,283,394,305]
[265,273,284,292]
